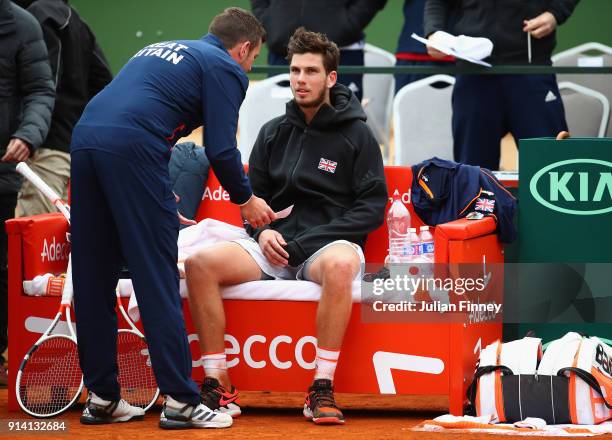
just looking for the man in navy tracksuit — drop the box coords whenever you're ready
[70,8,275,429]
[424,0,580,170]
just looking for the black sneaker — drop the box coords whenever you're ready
[80,392,145,424]
[200,377,241,417]
[303,379,345,425]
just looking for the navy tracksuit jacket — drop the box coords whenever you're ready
[411,157,518,243]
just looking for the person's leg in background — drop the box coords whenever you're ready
[15,148,70,217]
[0,192,17,385]
[504,75,568,145]
[452,75,507,170]
[394,59,454,94]
[267,51,288,78]
[338,49,364,102]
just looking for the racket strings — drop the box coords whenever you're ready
[18,337,82,416]
[117,331,158,408]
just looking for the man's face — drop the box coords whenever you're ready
[289,53,336,108]
[237,39,262,72]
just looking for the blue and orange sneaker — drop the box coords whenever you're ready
[303,379,345,425]
[200,377,241,418]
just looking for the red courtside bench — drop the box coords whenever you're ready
[6,166,503,414]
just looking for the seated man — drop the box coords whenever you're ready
[185,27,388,425]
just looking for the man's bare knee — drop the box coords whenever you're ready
[185,249,220,282]
[321,254,359,286]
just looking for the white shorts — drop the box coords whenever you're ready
[233,238,365,281]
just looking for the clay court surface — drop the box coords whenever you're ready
[2,389,611,439]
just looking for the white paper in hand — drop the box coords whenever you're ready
[411,32,493,67]
[243,204,294,226]
[275,204,294,219]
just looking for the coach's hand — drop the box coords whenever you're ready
[258,229,288,267]
[240,195,276,228]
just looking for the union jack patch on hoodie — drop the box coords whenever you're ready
[318,158,337,173]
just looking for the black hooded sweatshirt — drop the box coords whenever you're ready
[246,84,388,267]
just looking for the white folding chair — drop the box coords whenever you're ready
[363,43,396,159]
[392,74,455,166]
[558,81,609,138]
[552,42,612,136]
[238,73,292,163]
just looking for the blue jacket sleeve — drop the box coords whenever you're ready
[202,65,252,205]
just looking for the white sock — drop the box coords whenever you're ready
[201,352,227,377]
[165,395,186,410]
[90,392,112,405]
[314,347,340,381]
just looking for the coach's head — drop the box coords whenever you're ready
[209,7,266,72]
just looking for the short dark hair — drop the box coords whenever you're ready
[209,7,266,50]
[286,27,340,73]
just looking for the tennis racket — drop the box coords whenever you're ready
[16,254,83,417]
[115,289,159,410]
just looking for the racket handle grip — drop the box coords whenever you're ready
[61,254,74,305]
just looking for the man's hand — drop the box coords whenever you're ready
[240,195,276,228]
[427,32,449,59]
[523,12,557,39]
[2,138,31,162]
[258,229,288,267]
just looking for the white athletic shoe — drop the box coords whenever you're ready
[80,392,145,424]
[159,395,233,429]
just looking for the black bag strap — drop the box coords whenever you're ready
[558,367,612,409]
[465,365,513,415]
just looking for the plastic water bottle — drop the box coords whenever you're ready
[408,227,421,262]
[387,191,410,263]
[419,226,435,262]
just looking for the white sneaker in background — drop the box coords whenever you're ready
[80,392,145,424]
